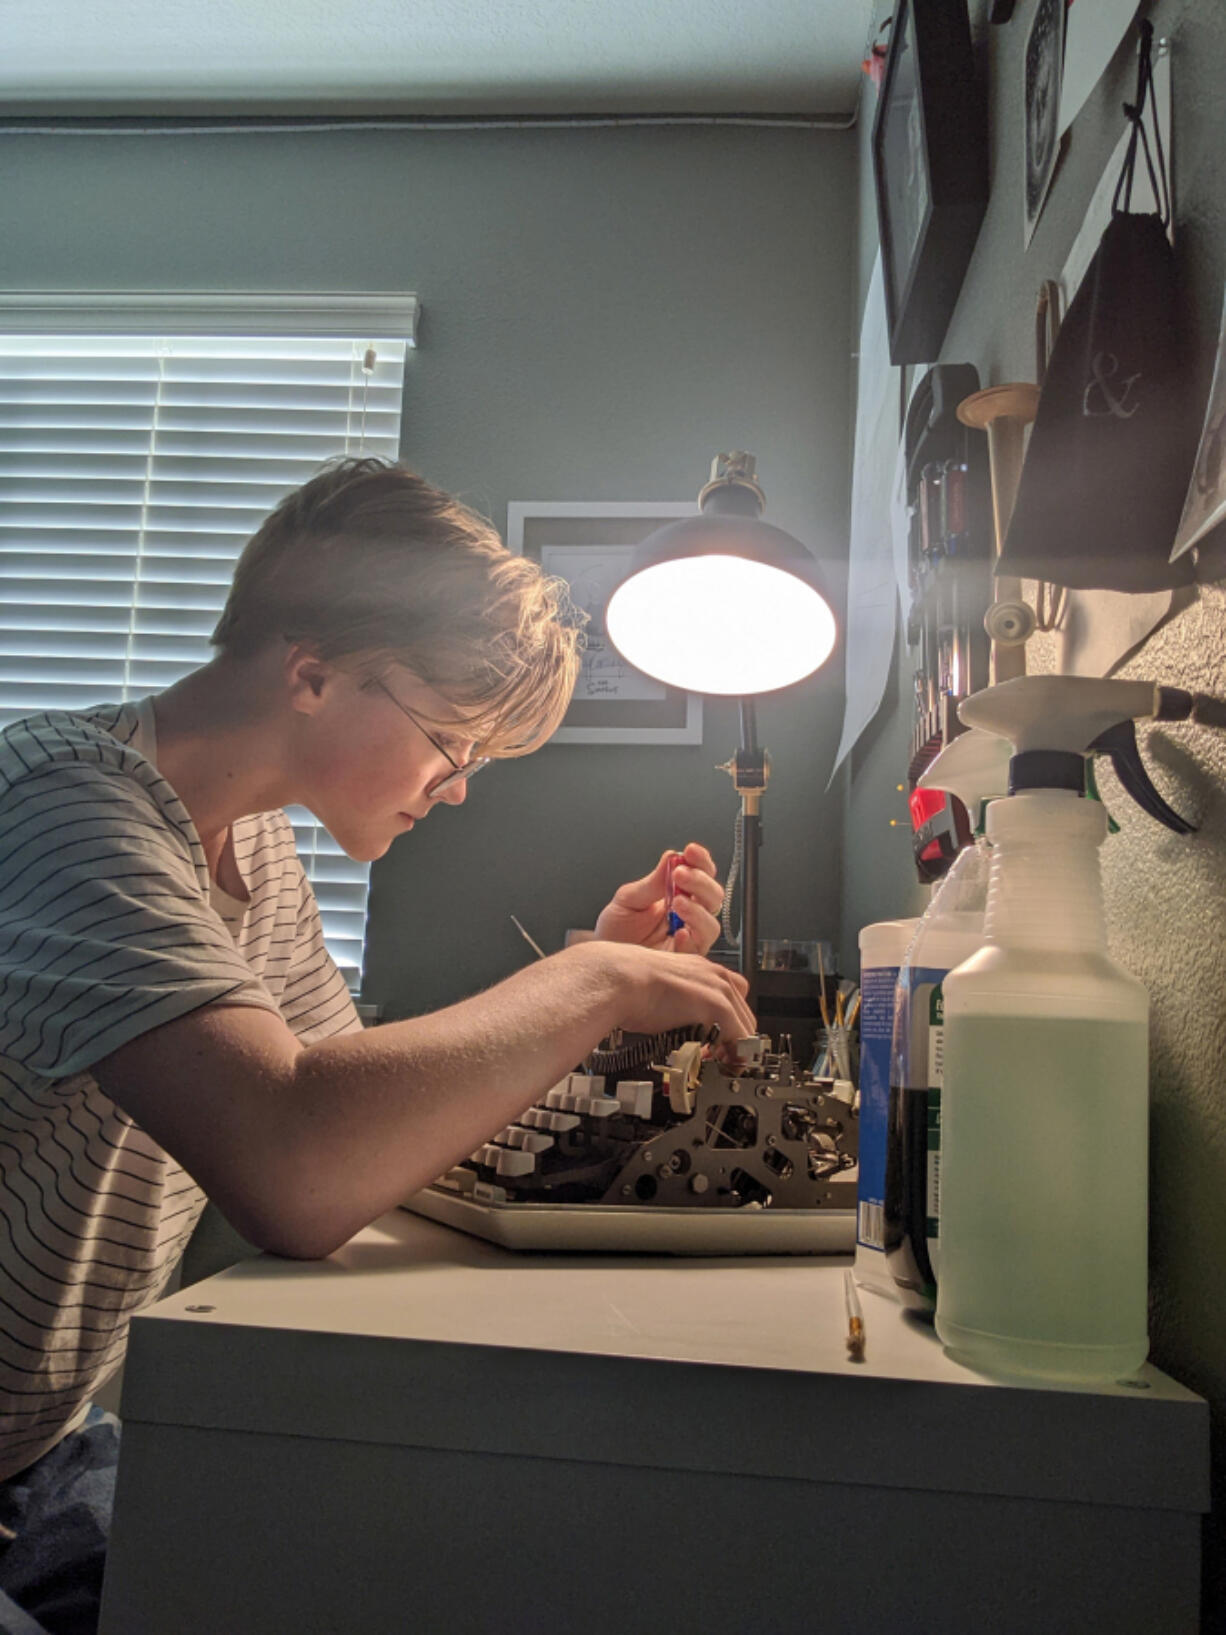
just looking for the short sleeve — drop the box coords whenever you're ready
[0,761,280,1079]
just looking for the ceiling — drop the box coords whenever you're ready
[1,0,873,119]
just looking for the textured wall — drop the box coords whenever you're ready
[842,0,1226,1617]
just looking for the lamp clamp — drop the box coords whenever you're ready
[717,747,771,816]
[698,451,767,518]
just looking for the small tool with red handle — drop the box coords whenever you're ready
[664,852,685,936]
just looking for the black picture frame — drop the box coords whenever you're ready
[871,0,988,366]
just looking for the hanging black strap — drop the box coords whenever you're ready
[1112,19,1170,226]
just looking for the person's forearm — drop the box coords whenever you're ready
[278,943,624,1254]
[101,938,748,1258]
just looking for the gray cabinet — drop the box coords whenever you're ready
[100,1211,1209,1634]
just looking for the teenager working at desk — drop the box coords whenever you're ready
[0,456,753,1633]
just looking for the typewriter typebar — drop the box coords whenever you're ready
[407,1029,858,1254]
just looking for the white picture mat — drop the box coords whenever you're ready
[537,543,667,703]
[506,501,702,744]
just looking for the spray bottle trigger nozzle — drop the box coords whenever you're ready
[1088,721,1196,835]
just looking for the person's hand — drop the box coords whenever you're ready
[568,940,755,1054]
[593,843,725,956]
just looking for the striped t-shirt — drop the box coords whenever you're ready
[0,701,360,1480]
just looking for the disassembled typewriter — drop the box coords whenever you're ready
[407,1028,858,1254]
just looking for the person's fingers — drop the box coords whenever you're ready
[614,849,675,910]
[672,864,723,917]
[681,841,717,877]
[730,989,757,1035]
[724,976,757,1036]
[672,898,721,956]
[697,960,755,1038]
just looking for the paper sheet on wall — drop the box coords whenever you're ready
[1059,0,1142,138]
[891,370,927,614]
[1171,288,1226,563]
[830,254,901,782]
[1053,46,1174,678]
[538,544,666,701]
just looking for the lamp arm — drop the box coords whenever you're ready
[739,697,759,754]
[719,696,767,1017]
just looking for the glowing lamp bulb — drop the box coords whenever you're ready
[606,554,836,696]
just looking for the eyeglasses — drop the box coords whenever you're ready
[369,677,491,794]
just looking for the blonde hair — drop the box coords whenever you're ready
[212,457,584,755]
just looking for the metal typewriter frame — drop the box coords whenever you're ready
[406,1033,858,1256]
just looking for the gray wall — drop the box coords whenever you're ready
[1,121,856,1006]
[841,0,1226,1617]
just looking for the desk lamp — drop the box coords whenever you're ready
[605,453,837,1014]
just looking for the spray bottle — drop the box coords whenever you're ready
[935,675,1206,1383]
[885,730,1011,1312]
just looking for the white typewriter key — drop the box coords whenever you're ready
[501,1126,552,1152]
[616,1081,655,1119]
[579,1096,619,1118]
[546,1111,581,1132]
[568,1072,606,1096]
[494,1148,537,1177]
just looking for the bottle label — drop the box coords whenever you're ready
[928,983,945,1087]
[894,966,947,1090]
[927,984,943,1240]
[891,970,946,1249]
[926,1085,941,1239]
[856,963,901,1250]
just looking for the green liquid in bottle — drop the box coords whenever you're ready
[935,1014,1149,1382]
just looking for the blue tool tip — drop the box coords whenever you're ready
[667,911,684,934]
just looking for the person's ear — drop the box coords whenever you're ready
[284,644,334,715]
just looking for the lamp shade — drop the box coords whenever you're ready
[605,515,837,696]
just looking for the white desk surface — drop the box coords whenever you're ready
[122,1209,1209,1511]
[146,1208,1198,1401]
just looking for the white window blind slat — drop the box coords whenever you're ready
[0,307,415,990]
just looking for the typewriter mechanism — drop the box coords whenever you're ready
[407,1028,858,1254]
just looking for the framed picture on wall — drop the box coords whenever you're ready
[871,0,988,365]
[506,502,702,744]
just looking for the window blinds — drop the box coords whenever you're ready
[0,298,416,990]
